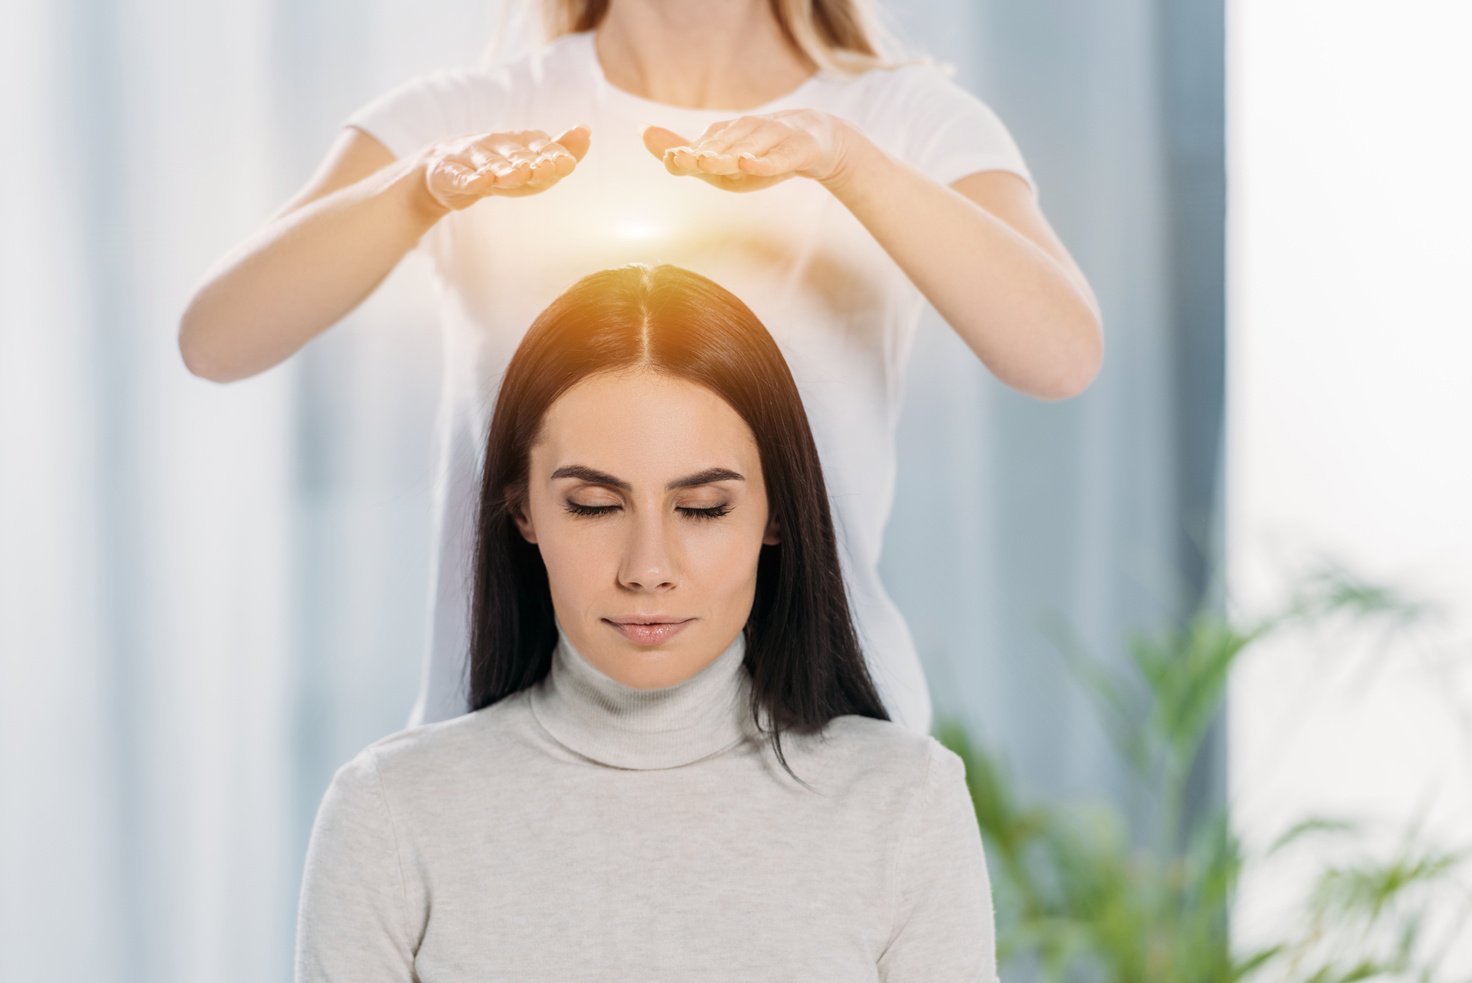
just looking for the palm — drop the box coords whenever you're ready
[491,127,593,198]
[638,116,836,192]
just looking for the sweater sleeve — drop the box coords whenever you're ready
[877,738,1002,983]
[294,748,418,983]
[889,62,1036,199]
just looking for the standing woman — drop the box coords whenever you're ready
[179,0,1102,736]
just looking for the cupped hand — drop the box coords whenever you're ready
[641,110,853,193]
[421,124,591,212]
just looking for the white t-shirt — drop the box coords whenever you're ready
[342,29,1035,736]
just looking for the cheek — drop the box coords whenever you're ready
[528,505,608,595]
[689,517,768,586]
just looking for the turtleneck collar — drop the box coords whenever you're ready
[528,619,758,770]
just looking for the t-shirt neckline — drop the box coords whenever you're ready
[578,29,826,119]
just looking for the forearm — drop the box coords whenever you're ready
[821,134,1101,401]
[179,156,447,383]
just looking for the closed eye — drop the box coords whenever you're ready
[562,502,732,521]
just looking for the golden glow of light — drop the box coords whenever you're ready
[613,220,665,240]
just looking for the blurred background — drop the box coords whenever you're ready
[2,0,1468,980]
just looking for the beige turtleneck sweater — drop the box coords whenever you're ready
[294,624,1001,981]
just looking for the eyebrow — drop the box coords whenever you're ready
[549,464,746,492]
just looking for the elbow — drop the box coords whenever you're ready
[177,314,210,380]
[1041,312,1104,402]
[178,305,228,383]
[1069,321,1104,396]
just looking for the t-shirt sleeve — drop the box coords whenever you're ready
[878,739,1002,983]
[294,748,418,983]
[341,66,500,162]
[891,63,1036,198]
[341,66,507,268]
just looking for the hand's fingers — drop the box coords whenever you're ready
[693,131,778,176]
[553,123,592,161]
[723,128,788,163]
[465,143,530,181]
[694,148,743,176]
[641,124,689,160]
[521,154,563,190]
[736,134,807,177]
[450,151,506,190]
[524,131,579,161]
[489,158,534,189]
[544,146,578,177]
[482,132,547,172]
[693,116,765,155]
[691,119,781,175]
[511,139,576,183]
[465,144,496,170]
[427,126,591,207]
[661,145,702,176]
[503,146,539,169]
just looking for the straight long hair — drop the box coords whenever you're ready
[466,264,890,783]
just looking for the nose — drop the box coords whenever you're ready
[617,508,678,592]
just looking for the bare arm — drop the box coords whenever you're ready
[827,144,1103,402]
[178,124,589,384]
[645,113,1103,402]
[178,128,443,383]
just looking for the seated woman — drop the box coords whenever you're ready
[294,263,1000,982]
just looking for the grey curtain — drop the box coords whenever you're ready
[886,0,1226,852]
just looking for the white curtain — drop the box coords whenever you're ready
[0,1,1211,979]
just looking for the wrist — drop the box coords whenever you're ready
[816,119,881,199]
[396,156,452,226]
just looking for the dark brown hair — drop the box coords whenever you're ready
[465,263,890,782]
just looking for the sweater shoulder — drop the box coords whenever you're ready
[356,690,537,787]
[822,713,936,758]
[779,714,942,795]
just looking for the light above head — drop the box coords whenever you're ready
[614,219,664,240]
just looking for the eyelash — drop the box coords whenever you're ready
[562,502,733,521]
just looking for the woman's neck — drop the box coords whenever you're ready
[593,0,819,110]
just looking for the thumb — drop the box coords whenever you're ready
[641,124,689,159]
[553,123,592,161]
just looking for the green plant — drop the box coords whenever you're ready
[934,557,1472,982]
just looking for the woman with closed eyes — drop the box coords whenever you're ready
[293,263,1002,982]
[180,0,1102,740]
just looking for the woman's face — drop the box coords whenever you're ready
[513,367,780,689]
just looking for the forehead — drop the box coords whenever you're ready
[535,368,759,465]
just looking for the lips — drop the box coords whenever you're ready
[606,616,690,625]
[603,617,694,646]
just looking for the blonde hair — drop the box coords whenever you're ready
[482,0,933,75]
